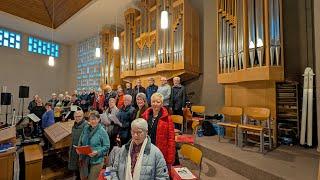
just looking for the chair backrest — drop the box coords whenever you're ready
[191,105,205,114]
[171,115,183,125]
[221,106,243,117]
[180,144,202,166]
[244,107,270,121]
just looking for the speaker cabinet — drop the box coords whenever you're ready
[1,93,11,105]
[19,86,29,98]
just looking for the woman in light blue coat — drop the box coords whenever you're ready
[111,118,169,180]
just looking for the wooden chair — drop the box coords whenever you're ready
[217,107,243,145]
[180,144,203,178]
[191,121,200,135]
[185,106,205,133]
[172,115,184,135]
[238,107,272,153]
[175,116,197,145]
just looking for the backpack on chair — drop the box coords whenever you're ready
[202,121,215,136]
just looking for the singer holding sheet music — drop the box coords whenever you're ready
[78,111,110,180]
[68,110,87,180]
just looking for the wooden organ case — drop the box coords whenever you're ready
[217,0,284,145]
[120,0,200,85]
[101,27,121,89]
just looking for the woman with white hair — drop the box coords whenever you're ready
[111,118,169,180]
[142,93,175,167]
[116,94,136,145]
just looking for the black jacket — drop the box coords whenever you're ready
[170,85,187,111]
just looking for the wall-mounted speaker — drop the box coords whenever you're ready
[1,93,11,105]
[19,86,29,98]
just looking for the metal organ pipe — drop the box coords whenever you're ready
[237,0,243,70]
[248,0,256,68]
[255,0,264,67]
[269,0,281,66]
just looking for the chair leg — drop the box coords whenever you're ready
[218,126,221,142]
[244,130,247,147]
[260,131,264,153]
[234,127,238,146]
[269,129,272,150]
[238,128,243,148]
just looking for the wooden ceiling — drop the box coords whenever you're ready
[0,0,93,28]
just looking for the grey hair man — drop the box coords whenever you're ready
[170,76,187,116]
[157,77,171,107]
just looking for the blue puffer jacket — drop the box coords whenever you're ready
[111,137,169,180]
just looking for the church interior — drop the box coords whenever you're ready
[0,0,320,179]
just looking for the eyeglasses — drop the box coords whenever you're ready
[74,116,82,118]
[131,130,144,136]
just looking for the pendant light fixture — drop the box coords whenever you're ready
[95,46,101,58]
[161,0,169,29]
[113,15,120,50]
[95,25,101,58]
[48,0,55,67]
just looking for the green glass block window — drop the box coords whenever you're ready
[0,28,21,49]
[28,36,59,58]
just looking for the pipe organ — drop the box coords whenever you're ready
[120,0,200,85]
[218,0,284,83]
[217,0,284,145]
[101,27,120,89]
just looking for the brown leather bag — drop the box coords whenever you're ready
[183,107,192,121]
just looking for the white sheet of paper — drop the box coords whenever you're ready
[64,111,71,119]
[27,113,41,122]
[174,167,196,179]
[71,105,78,111]
[108,114,122,126]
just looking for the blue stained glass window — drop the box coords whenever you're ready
[0,28,21,49]
[27,36,59,58]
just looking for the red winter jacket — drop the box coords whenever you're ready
[142,107,176,165]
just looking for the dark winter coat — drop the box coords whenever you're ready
[105,90,117,108]
[68,120,87,170]
[170,85,187,111]
[116,105,136,144]
[146,84,158,105]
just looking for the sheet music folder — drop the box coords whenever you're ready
[27,114,41,123]
[74,145,92,155]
